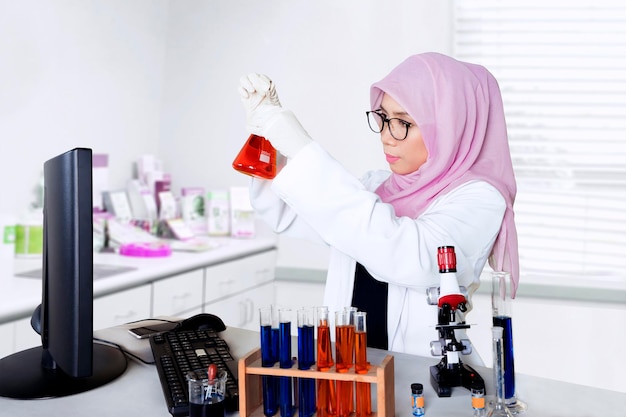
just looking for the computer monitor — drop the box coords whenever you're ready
[0,148,127,399]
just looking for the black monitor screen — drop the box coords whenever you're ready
[0,148,127,399]
[43,146,95,376]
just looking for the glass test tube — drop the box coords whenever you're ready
[354,311,371,417]
[259,306,278,417]
[316,306,336,417]
[278,308,294,417]
[492,272,527,414]
[335,308,355,417]
[487,326,514,417]
[346,307,357,415]
[297,308,317,417]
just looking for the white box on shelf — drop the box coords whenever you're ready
[229,187,255,238]
[206,189,230,236]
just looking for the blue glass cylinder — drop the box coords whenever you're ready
[278,309,294,417]
[259,307,278,417]
[491,272,527,414]
[297,308,316,417]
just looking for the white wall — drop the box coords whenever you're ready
[159,0,453,270]
[0,0,169,215]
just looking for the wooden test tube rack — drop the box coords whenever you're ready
[238,348,395,417]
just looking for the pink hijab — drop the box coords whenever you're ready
[371,53,520,297]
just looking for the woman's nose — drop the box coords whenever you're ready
[380,126,396,145]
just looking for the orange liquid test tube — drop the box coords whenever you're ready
[354,312,372,417]
[316,307,336,417]
[335,309,355,417]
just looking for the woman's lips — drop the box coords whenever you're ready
[385,154,400,164]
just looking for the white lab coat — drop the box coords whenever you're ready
[250,142,505,365]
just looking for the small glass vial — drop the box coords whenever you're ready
[411,383,425,417]
[471,380,486,417]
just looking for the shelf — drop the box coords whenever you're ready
[238,348,395,417]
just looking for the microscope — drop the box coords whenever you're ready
[427,246,485,397]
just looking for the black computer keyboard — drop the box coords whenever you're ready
[149,328,239,416]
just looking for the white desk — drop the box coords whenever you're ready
[0,323,623,417]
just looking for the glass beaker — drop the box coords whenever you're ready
[232,134,277,179]
[187,366,227,417]
[492,272,527,414]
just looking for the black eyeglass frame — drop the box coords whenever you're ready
[365,110,413,141]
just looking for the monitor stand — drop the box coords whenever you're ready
[0,343,127,399]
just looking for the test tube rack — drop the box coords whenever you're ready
[238,348,395,417]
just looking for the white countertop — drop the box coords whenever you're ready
[0,236,277,324]
[275,266,626,304]
[0,323,623,417]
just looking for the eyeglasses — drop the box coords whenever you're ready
[366,110,412,141]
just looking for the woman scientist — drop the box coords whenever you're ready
[238,52,519,364]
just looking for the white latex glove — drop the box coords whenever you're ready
[238,73,312,159]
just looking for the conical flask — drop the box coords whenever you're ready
[232,134,277,179]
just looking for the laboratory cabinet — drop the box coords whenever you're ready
[93,284,152,330]
[203,250,278,331]
[205,281,275,331]
[274,279,325,335]
[0,244,279,357]
[152,268,205,318]
[203,250,277,304]
[93,249,277,330]
[0,321,14,358]
[3,285,155,354]
[274,279,325,309]
[14,316,43,352]
[1,313,49,355]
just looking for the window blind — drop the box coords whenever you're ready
[453,1,626,284]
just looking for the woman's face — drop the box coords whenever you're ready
[378,94,428,175]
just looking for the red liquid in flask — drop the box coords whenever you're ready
[232,134,277,179]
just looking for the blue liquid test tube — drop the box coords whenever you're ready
[259,307,278,417]
[492,272,527,414]
[278,308,294,417]
[297,308,316,417]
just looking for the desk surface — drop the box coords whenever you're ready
[0,323,624,417]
